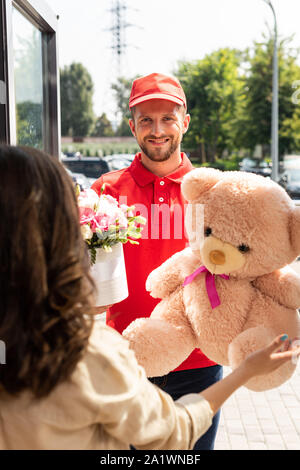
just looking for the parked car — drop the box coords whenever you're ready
[239,158,272,177]
[278,168,300,200]
[103,154,135,172]
[61,155,109,179]
[65,168,91,190]
[63,151,83,158]
[73,172,92,190]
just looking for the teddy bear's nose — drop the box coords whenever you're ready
[209,250,226,265]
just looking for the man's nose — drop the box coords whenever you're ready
[151,119,164,136]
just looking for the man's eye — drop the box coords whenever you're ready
[163,116,174,122]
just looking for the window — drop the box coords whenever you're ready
[12,7,44,149]
[0,0,60,157]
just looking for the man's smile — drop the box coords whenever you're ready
[147,138,170,146]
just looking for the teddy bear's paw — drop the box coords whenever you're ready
[122,318,195,377]
[228,326,296,391]
[245,361,296,391]
[145,272,161,297]
[146,271,179,299]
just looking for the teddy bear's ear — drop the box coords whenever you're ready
[181,167,222,202]
[290,206,300,256]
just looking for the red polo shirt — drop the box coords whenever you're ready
[92,153,216,371]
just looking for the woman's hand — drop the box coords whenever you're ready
[92,305,113,315]
[241,334,300,379]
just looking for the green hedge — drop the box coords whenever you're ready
[62,141,140,157]
[191,153,244,171]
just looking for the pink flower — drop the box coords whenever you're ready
[79,207,95,226]
[91,214,110,232]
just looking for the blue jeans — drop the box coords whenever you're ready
[149,365,223,450]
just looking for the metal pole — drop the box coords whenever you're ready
[263,0,279,181]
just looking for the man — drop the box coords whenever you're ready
[92,73,222,450]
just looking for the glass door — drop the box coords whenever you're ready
[1,0,60,157]
[12,6,44,149]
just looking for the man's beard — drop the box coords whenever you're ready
[139,134,182,162]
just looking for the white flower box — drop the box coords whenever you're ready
[90,243,128,306]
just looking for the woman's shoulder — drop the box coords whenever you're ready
[88,320,126,348]
[85,320,133,364]
[74,320,143,389]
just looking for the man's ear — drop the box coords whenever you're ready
[182,113,190,134]
[129,118,136,138]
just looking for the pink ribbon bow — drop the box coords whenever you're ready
[183,265,229,309]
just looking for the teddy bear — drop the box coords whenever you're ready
[123,167,300,391]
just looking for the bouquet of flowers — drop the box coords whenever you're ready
[76,185,146,306]
[77,185,146,265]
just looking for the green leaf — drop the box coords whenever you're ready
[90,246,97,265]
[127,239,139,245]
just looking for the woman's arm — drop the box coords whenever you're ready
[201,334,298,415]
[90,323,212,450]
[88,325,299,450]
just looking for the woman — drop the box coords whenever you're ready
[0,144,298,450]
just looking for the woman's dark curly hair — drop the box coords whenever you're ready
[0,145,95,398]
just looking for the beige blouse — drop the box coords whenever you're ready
[0,322,213,450]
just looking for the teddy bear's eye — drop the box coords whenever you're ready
[238,244,250,253]
[205,227,212,237]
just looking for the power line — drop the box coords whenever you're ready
[105,0,141,78]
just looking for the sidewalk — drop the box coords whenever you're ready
[215,259,300,450]
[214,365,300,450]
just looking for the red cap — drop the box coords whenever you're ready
[129,73,187,109]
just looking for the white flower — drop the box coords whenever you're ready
[78,189,99,210]
[120,204,134,218]
[81,224,93,240]
[117,212,128,228]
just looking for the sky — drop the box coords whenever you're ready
[46,0,300,120]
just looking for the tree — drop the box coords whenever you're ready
[92,113,115,137]
[175,48,243,163]
[111,76,135,119]
[16,102,43,148]
[115,116,132,137]
[60,63,95,137]
[236,32,300,157]
[280,96,300,153]
[111,76,138,137]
